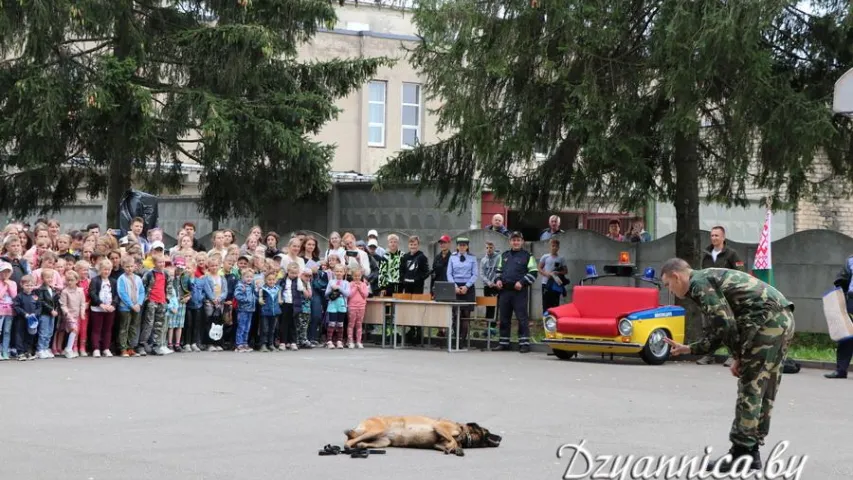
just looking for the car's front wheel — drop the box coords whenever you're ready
[552,348,577,360]
[640,328,671,365]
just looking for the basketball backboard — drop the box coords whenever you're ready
[833,67,853,117]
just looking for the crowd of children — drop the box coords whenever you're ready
[0,218,450,361]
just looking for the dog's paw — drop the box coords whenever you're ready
[455,448,465,457]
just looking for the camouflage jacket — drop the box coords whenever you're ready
[687,268,793,360]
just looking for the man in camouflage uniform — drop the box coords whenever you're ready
[660,258,795,473]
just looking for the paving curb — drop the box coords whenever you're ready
[402,337,834,370]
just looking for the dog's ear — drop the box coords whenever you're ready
[466,422,481,430]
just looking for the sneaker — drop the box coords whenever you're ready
[155,346,171,356]
[17,353,27,361]
[301,342,314,349]
[120,350,130,358]
[260,345,269,352]
[37,350,50,359]
[93,350,101,358]
[356,343,364,349]
[102,349,113,357]
[79,350,88,357]
[173,345,182,353]
[326,341,334,348]
[347,343,355,349]
[0,354,7,361]
[335,341,344,349]
[65,349,76,359]
[290,344,298,351]
[46,351,55,358]
[192,344,201,352]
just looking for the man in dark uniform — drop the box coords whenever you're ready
[697,225,746,366]
[826,253,853,378]
[492,231,537,353]
[661,258,795,473]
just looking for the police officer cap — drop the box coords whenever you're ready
[456,237,469,245]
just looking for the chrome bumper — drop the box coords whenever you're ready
[543,338,644,349]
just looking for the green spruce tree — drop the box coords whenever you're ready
[376,0,853,267]
[0,0,388,225]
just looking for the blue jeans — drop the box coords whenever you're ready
[236,311,253,347]
[37,314,55,352]
[0,315,11,356]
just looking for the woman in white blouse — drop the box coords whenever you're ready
[324,231,346,262]
[279,237,305,271]
[341,232,370,275]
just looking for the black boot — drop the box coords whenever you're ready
[705,445,760,473]
[751,445,762,470]
[824,370,848,379]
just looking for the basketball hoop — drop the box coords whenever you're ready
[833,67,853,118]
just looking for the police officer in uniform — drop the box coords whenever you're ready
[660,258,795,473]
[491,231,538,353]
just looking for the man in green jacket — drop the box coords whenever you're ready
[698,225,746,366]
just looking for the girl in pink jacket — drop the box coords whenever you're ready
[346,267,370,349]
[0,262,18,360]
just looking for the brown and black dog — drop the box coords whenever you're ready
[344,416,502,456]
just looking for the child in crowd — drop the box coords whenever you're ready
[184,257,205,352]
[346,267,369,349]
[297,267,313,349]
[88,259,118,358]
[59,270,86,359]
[258,272,282,352]
[0,262,17,360]
[50,258,68,355]
[35,269,61,359]
[309,260,329,347]
[222,254,238,348]
[279,262,303,351]
[73,260,90,356]
[233,268,257,352]
[400,236,430,294]
[325,264,350,349]
[203,254,228,351]
[33,251,62,289]
[400,236,429,342]
[14,275,40,361]
[141,255,170,356]
[167,257,190,353]
[117,256,145,357]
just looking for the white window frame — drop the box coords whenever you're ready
[367,80,387,147]
[367,80,388,148]
[401,82,422,149]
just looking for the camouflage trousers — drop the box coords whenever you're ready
[730,307,795,449]
[297,312,310,345]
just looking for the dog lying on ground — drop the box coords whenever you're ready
[344,416,502,456]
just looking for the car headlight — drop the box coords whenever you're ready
[618,318,633,336]
[544,315,557,332]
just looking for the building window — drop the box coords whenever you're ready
[368,81,386,147]
[401,82,421,149]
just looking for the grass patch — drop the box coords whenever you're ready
[714,332,837,362]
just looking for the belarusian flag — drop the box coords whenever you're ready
[753,206,774,286]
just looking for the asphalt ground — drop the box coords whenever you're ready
[0,347,847,480]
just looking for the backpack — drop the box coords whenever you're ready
[782,358,801,374]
